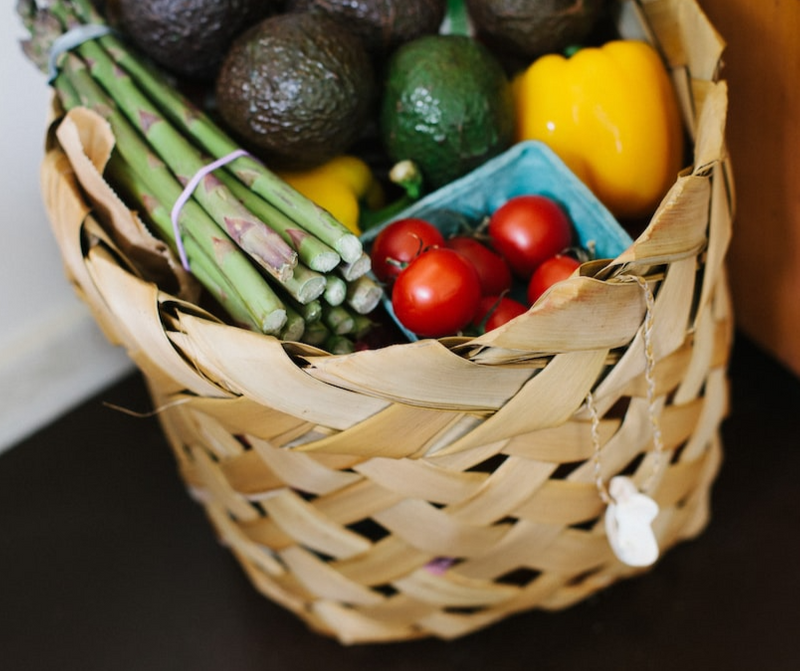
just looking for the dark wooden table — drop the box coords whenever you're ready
[2,332,798,670]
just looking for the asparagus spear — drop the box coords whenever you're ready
[288,298,322,324]
[346,275,383,315]
[18,0,386,348]
[279,305,306,342]
[68,0,365,265]
[55,55,288,334]
[300,320,331,347]
[216,170,341,273]
[175,246,269,332]
[46,66,277,331]
[280,263,327,305]
[323,305,356,336]
[338,253,372,282]
[323,275,347,307]
[49,53,272,329]
[63,35,299,283]
[105,151,288,334]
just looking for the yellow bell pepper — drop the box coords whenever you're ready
[277,155,384,236]
[513,40,684,220]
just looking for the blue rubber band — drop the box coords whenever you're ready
[48,24,114,83]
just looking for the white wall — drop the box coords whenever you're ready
[0,7,132,453]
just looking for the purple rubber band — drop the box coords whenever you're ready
[170,149,249,270]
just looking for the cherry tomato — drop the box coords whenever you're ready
[392,248,481,337]
[370,217,445,283]
[488,195,574,279]
[446,235,512,296]
[527,254,582,304]
[473,295,528,332]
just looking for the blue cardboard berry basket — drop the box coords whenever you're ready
[361,140,635,341]
[362,140,633,259]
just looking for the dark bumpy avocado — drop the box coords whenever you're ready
[108,0,283,81]
[380,35,514,190]
[465,0,608,61]
[215,12,376,170]
[285,0,446,61]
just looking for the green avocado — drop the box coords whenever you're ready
[285,0,447,61]
[380,34,514,190]
[108,0,283,81]
[214,12,376,170]
[464,0,609,61]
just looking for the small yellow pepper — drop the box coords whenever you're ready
[278,155,384,236]
[513,40,684,220]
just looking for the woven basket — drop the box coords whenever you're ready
[40,0,732,644]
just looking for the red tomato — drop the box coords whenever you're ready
[488,195,574,279]
[473,295,528,332]
[370,218,445,283]
[527,254,582,304]
[392,248,481,337]
[446,236,512,296]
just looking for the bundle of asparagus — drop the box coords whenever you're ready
[17,0,383,351]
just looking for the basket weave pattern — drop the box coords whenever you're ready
[41,0,733,644]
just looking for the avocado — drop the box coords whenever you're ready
[215,12,376,170]
[285,0,446,61]
[107,0,283,81]
[465,0,608,62]
[380,35,514,190]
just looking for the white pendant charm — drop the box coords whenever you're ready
[605,476,660,567]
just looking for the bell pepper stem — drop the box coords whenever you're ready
[359,160,424,231]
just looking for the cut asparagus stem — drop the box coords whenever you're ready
[338,253,372,282]
[323,275,347,307]
[281,263,327,305]
[288,298,322,324]
[323,305,356,335]
[279,305,306,342]
[346,275,383,315]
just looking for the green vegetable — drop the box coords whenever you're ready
[17,0,379,349]
[52,54,288,333]
[380,34,514,189]
[94,25,365,265]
